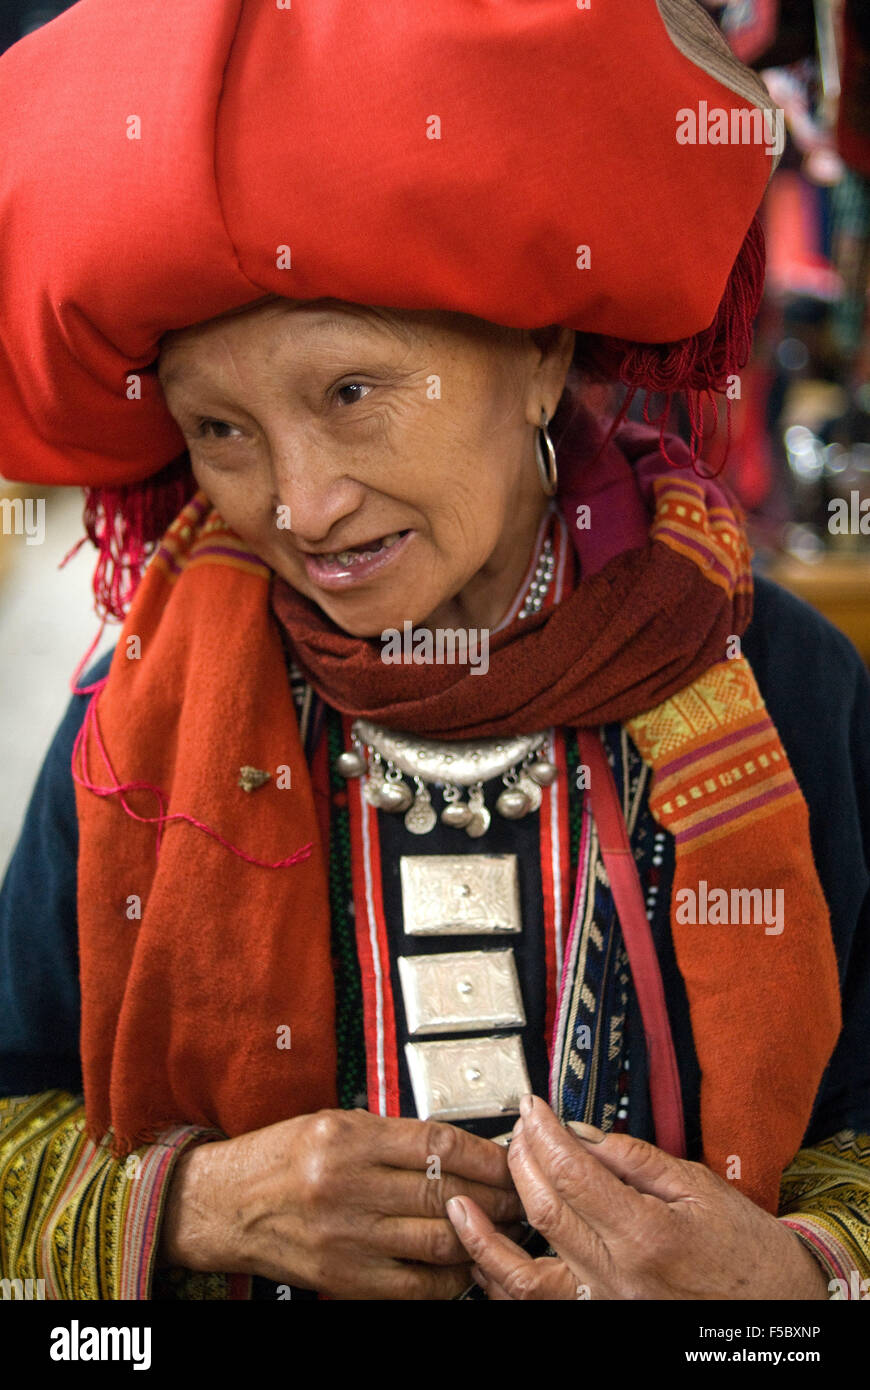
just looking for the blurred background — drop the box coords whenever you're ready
[2,0,870,872]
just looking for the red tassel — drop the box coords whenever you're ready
[61,454,197,622]
[574,214,766,475]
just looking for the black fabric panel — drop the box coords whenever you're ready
[376,777,550,1139]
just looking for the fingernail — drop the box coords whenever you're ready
[446,1196,467,1229]
[519,1093,534,1118]
[565,1120,606,1143]
[512,1116,524,1138]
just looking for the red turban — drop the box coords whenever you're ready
[0,0,779,497]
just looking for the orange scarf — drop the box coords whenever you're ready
[74,479,841,1213]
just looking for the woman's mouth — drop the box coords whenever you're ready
[301,529,414,588]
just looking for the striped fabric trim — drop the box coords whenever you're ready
[778,1130,870,1297]
[549,779,593,1111]
[0,1091,219,1299]
[540,730,571,1057]
[344,714,401,1119]
[150,494,271,587]
[340,726,569,1122]
[625,658,804,852]
[549,728,649,1125]
[650,476,750,598]
[779,1216,860,1296]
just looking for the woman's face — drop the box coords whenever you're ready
[158,298,573,637]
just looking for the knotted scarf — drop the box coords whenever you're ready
[74,406,842,1212]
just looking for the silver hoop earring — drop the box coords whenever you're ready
[535,406,558,495]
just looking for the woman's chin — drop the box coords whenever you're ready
[295,586,411,639]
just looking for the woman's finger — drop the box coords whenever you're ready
[447,1195,585,1300]
[513,1097,675,1240]
[506,1128,613,1279]
[372,1215,526,1266]
[525,1096,693,1203]
[446,1194,535,1280]
[474,1256,581,1301]
[369,1112,517,1189]
[565,1123,703,1203]
[362,1167,523,1222]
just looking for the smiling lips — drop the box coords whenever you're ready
[325,530,405,565]
[302,528,413,588]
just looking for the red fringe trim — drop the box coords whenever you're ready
[573,214,766,475]
[61,453,198,623]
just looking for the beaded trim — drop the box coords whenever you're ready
[518,536,556,618]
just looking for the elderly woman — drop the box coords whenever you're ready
[0,0,868,1303]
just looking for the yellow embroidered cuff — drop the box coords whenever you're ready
[778,1129,870,1300]
[0,1091,221,1299]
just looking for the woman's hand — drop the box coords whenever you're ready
[160,1107,523,1299]
[446,1095,830,1301]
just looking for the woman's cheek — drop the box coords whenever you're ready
[191,459,259,526]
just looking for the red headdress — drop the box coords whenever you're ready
[0,0,779,617]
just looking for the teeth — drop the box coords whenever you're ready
[323,531,404,566]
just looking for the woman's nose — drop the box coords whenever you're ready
[270,449,366,544]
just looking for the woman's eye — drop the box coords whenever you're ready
[335,382,372,406]
[195,419,241,440]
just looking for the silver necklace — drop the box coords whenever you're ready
[335,725,558,837]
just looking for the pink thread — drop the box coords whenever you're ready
[71,680,313,871]
[69,617,112,696]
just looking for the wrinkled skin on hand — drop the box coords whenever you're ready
[165,1107,523,1299]
[446,1096,830,1301]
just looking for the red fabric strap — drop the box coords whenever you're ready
[576,729,686,1159]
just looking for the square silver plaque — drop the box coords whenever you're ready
[400,854,521,935]
[398,948,525,1036]
[405,1034,531,1121]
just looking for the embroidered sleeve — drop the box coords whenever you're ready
[778,1130,870,1298]
[0,1090,222,1300]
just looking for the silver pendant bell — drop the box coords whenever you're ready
[496,788,532,819]
[378,779,414,813]
[528,758,558,787]
[440,785,472,829]
[335,749,366,779]
[465,784,491,838]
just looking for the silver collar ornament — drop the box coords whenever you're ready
[334,725,558,837]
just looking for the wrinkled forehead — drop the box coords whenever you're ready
[157,297,516,370]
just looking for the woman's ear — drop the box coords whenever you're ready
[528,325,576,416]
